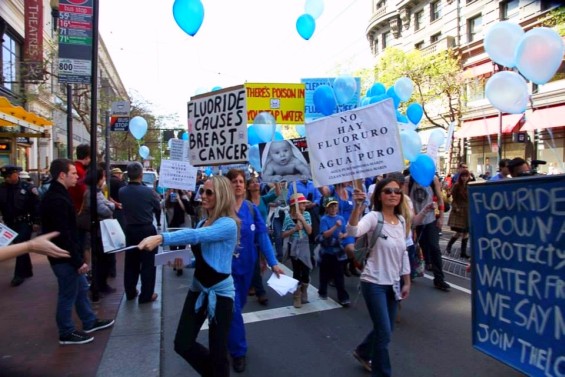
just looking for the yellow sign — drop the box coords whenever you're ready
[245,83,305,125]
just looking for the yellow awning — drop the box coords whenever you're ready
[0,96,53,129]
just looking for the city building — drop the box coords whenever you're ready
[366,0,564,175]
[0,0,127,182]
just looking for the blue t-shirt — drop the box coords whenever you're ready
[319,214,347,260]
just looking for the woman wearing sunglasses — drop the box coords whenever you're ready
[225,169,284,373]
[138,176,238,377]
[347,176,412,377]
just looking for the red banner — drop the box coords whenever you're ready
[23,0,44,81]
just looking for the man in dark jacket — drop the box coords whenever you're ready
[119,162,161,304]
[40,159,114,345]
[0,164,40,286]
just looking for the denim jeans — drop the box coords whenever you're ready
[318,253,349,302]
[356,282,398,377]
[51,263,96,337]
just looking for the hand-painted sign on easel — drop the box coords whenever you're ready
[305,99,404,187]
[469,175,565,377]
[187,85,247,166]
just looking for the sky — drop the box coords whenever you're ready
[98,0,375,127]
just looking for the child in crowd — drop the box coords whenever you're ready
[282,193,312,308]
[261,140,310,182]
[317,197,350,306]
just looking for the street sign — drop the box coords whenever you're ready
[111,101,130,117]
[110,116,129,131]
[57,0,94,84]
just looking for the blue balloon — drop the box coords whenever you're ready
[396,111,408,124]
[247,126,261,145]
[406,103,424,125]
[409,154,436,187]
[248,145,262,172]
[211,86,222,91]
[296,14,316,40]
[360,96,371,107]
[367,82,386,97]
[295,124,306,137]
[181,132,189,140]
[369,94,388,104]
[313,85,336,116]
[386,87,401,108]
[139,145,150,160]
[204,167,213,176]
[172,0,205,37]
[273,131,284,141]
[129,116,148,140]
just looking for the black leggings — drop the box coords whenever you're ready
[174,290,234,377]
[291,257,310,284]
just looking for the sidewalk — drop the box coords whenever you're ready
[0,251,158,377]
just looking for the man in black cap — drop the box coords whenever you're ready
[0,164,41,286]
[119,162,161,303]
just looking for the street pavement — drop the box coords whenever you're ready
[0,225,526,377]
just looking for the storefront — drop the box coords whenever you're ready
[0,96,52,175]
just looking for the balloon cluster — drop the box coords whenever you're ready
[312,75,358,116]
[296,0,324,40]
[484,22,564,114]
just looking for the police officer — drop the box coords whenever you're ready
[0,165,40,286]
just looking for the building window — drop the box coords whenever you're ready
[431,33,441,43]
[382,31,392,49]
[430,1,442,22]
[415,41,424,50]
[500,0,519,20]
[415,10,424,31]
[376,0,386,10]
[466,78,486,102]
[1,31,22,93]
[468,15,483,43]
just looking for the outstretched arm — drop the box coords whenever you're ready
[0,232,69,262]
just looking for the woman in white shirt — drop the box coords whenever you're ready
[347,176,411,377]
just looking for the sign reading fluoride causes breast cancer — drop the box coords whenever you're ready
[187,85,247,166]
[306,99,404,187]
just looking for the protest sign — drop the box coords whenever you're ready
[305,99,404,187]
[159,159,198,191]
[259,137,311,183]
[0,223,18,247]
[245,83,305,125]
[302,77,361,123]
[170,138,189,162]
[187,85,247,166]
[469,175,565,377]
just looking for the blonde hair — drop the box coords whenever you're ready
[204,176,239,227]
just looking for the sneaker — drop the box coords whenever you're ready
[353,350,372,372]
[339,299,351,307]
[10,276,25,287]
[434,280,451,291]
[318,293,328,300]
[84,319,115,334]
[59,330,94,345]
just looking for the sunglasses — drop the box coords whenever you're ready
[382,188,402,195]
[199,187,215,196]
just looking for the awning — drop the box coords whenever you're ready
[0,96,53,132]
[456,114,523,139]
[520,105,565,132]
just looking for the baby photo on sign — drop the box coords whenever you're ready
[259,138,311,183]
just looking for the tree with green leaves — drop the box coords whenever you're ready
[356,47,466,130]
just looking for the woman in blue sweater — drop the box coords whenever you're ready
[138,176,239,377]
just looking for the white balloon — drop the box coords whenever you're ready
[485,71,529,114]
[400,129,422,162]
[428,129,445,147]
[484,22,524,68]
[394,77,414,102]
[515,27,565,85]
